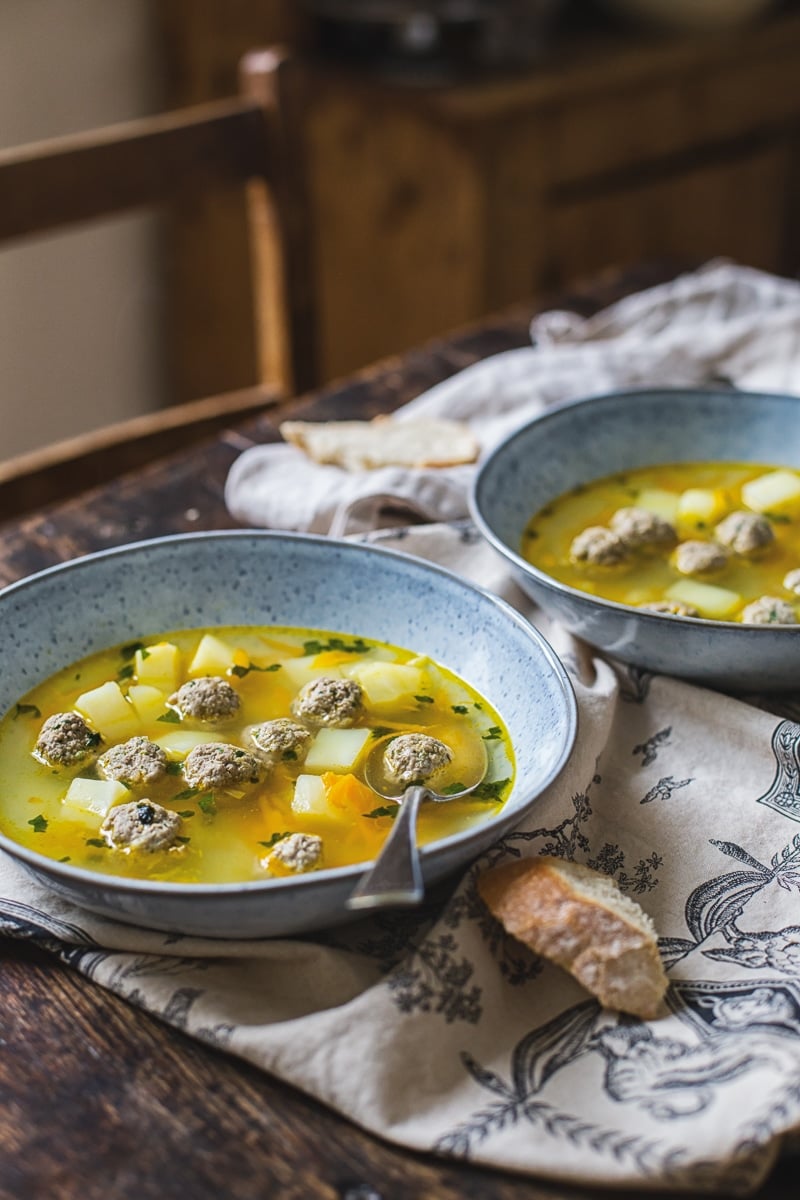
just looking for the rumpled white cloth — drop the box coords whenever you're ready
[225,261,800,534]
[3,522,800,1192]
[4,261,800,1194]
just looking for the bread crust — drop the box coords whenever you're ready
[478,857,668,1020]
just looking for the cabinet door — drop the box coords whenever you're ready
[549,144,792,286]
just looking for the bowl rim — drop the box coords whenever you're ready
[0,528,578,898]
[469,385,800,634]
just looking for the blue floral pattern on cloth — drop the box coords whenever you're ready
[4,519,800,1195]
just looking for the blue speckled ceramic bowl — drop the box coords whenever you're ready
[471,387,800,693]
[0,531,576,937]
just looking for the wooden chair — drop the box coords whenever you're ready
[0,47,315,520]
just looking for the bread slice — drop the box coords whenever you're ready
[478,856,668,1019]
[279,416,479,472]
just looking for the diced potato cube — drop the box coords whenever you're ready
[339,647,396,677]
[341,648,410,681]
[155,730,225,760]
[135,642,181,692]
[742,469,800,515]
[291,773,340,824]
[677,488,729,528]
[64,776,129,819]
[127,684,168,725]
[304,727,372,772]
[279,655,342,691]
[350,661,426,708]
[635,488,680,523]
[665,579,742,620]
[188,633,238,676]
[74,680,140,740]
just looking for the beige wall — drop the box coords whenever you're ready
[0,0,165,461]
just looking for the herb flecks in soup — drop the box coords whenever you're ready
[522,463,800,624]
[0,626,513,884]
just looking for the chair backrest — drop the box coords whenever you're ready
[0,47,316,518]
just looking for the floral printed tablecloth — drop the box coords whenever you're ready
[4,262,800,1193]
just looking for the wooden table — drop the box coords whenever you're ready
[0,265,796,1200]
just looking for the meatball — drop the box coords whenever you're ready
[569,526,628,568]
[740,596,798,626]
[268,832,323,873]
[714,511,774,557]
[35,711,100,768]
[638,600,699,618]
[383,733,453,787]
[250,718,312,765]
[610,506,676,552]
[183,742,262,791]
[784,568,800,595]
[101,800,182,852]
[673,540,728,576]
[169,676,240,723]
[98,736,168,786]
[291,676,363,728]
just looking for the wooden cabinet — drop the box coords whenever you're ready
[161,5,800,400]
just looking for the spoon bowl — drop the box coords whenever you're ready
[346,734,489,911]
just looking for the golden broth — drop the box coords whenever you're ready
[0,625,513,884]
[521,461,800,621]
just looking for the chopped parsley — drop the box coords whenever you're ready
[176,809,196,819]
[85,837,106,848]
[28,814,48,833]
[157,710,181,724]
[58,856,71,863]
[765,511,792,524]
[370,726,395,740]
[440,782,467,795]
[117,664,135,681]
[198,795,217,815]
[14,703,41,719]
[165,761,183,776]
[121,641,145,660]
[471,778,511,803]
[303,637,369,656]
[451,705,468,715]
[173,787,199,801]
[281,749,298,761]
[230,661,282,678]
[86,731,103,748]
[258,831,292,849]
[176,836,191,845]
[364,805,399,820]
[414,695,434,705]
[483,726,503,741]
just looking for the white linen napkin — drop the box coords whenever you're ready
[3,520,800,1193]
[225,261,800,534]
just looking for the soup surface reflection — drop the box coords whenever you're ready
[522,462,800,623]
[0,625,514,883]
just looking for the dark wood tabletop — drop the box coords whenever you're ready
[1,263,796,1200]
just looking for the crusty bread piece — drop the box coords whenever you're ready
[478,856,668,1020]
[279,416,479,472]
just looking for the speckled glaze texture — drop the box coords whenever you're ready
[471,386,800,692]
[0,531,576,937]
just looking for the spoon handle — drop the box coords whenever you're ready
[346,785,429,911]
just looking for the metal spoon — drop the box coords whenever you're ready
[346,734,488,911]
